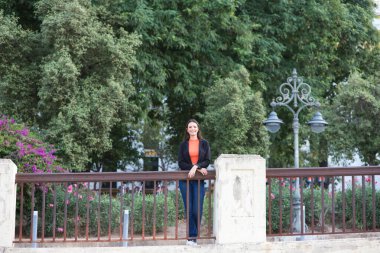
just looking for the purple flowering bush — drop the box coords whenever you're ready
[0,115,66,173]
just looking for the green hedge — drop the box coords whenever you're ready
[267,178,380,233]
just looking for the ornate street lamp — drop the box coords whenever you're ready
[263,111,283,133]
[263,68,328,233]
[308,111,328,133]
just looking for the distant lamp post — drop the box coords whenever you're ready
[263,68,328,233]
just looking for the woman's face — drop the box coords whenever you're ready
[187,122,199,138]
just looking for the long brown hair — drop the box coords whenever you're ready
[184,119,203,140]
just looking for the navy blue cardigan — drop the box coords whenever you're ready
[178,139,211,170]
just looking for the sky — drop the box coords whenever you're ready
[374,0,380,29]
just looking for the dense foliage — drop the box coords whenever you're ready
[0,0,379,169]
[326,71,380,165]
[267,177,380,233]
[0,1,141,170]
[202,66,269,158]
[0,115,66,172]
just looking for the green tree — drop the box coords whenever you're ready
[1,0,379,170]
[0,10,40,123]
[0,0,141,170]
[326,71,380,165]
[0,0,40,30]
[94,0,380,165]
[92,0,257,159]
[242,0,380,167]
[202,66,269,158]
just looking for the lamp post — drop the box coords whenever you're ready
[263,69,328,233]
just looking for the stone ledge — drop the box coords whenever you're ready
[6,235,380,253]
[216,154,263,159]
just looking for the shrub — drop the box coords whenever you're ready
[0,115,66,173]
[266,178,291,232]
[267,177,380,233]
[25,185,188,238]
[29,184,120,238]
[167,190,185,220]
[267,178,331,233]
[202,191,213,227]
[2,115,70,237]
[127,192,176,235]
[335,180,380,230]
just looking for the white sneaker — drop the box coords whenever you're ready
[186,240,198,246]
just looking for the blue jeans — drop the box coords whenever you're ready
[179,180,205,240]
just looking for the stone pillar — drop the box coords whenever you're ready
[213,154,266,244]
[0,159,17,247]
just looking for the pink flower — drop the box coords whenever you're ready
[66,200,70,205]
[57,227,64,232]
[67,185,73,193]
[365,177,371,183]
[21,128,29,136]
[78,195,83,200]
[270,193,275,200]
[88,196,94,201]
[49,203,54,208]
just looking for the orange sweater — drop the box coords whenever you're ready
[188,139,199,165]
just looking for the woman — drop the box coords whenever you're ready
[178,119,211,246]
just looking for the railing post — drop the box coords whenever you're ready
[214,154,266,244]
[122,210,129,247]
[32,211,38,248]
[0,159,17,247]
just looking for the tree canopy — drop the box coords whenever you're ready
[202,66,269,159]
[0,0,141,170]
[326,71,380,165]
[0,0,379,170]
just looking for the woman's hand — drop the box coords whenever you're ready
[188,165,198,178]
[197,168,208,176]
